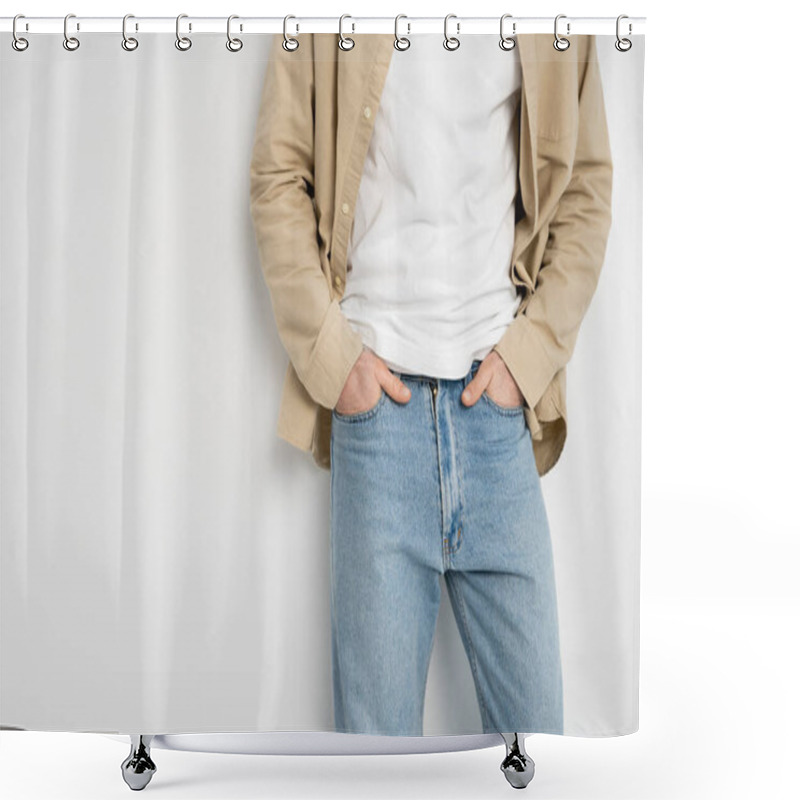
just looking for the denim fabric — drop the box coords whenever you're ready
[329,358,563,736]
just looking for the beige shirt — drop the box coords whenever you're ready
[249,33,613,476]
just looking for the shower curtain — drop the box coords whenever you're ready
[0,24,644,739]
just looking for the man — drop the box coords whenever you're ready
[250,31,612,737]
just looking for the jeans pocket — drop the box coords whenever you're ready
[332,388,386,423]
[480,389,525,416]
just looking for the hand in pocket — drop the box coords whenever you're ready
[334,347,412,415]
[461,351,525,409]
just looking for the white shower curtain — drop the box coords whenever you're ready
[1,30,644,737]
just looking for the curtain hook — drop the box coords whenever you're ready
[175,13,192,51]
[11,14,29,52]
[615,14,633,51]
[499,13,516,51]
[394,14,411,51]
[122,14,139,52]
[282,15,299,51]
[63,13,80,51]
[553,14,570,51]
[443,13,460,51]
[226,14,243,52]
[339,14,355,50]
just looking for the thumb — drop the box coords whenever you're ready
[380,370,412,404]
[462,367,490,407]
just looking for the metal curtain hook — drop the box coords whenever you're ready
[175,13,192,51]
[283,15,299,51]
[12,14,29,51]
[63,13,80,51]
[226,14,243,52]
[394,14,410,51]
[553,14,570,51]
[339,14,355,50]
[443,13,460,51]
[499,13,516,50]
[122,14,139,51]
[615,14,633,51]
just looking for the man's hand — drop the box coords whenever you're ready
[461,350,525,409]
[334,347,412,415]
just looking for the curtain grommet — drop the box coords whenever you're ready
[12,14,29,51]
[282,15,299,51]
[553,14,570,51]
[339,14,355,51]
[175,13,192,51]
[226,14,243,52]
[394,14,411,51]
[121,14,139,52]
[443,13,460,51]
[615,14,633,51]
[63,13,80,51]
[499,14,516,51]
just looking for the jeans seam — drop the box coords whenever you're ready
[428,382,447,571]
[449,389,466,557]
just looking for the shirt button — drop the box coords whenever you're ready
[363,105,371,118]
[334,275,343,288]
[341,202,350,215]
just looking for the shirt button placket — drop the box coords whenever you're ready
[333,96,374,297]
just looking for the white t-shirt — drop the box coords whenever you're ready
[340,34,523,379]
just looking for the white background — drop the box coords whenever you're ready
[1,2,798,800]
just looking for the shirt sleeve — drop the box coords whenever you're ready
[249,33,364,410]
[492,34,614,411]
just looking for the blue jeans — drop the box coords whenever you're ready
[329,358,563,736]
